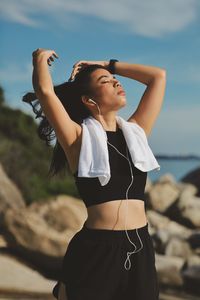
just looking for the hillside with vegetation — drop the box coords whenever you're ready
[0,86,80,205]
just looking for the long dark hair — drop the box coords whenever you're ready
[22,64,108,178]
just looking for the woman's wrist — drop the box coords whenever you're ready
[105,59,119,74]
[32,59,54,94]
[32,53,48,67]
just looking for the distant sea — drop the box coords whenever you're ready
[148,158,200,183]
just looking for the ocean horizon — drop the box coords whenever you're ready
[148,158,200,183]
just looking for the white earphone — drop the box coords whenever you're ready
[87,99,144,270]
[88,99,101,115]
[88,98,96,104]
[105,139,143,270]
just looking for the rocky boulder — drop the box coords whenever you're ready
[181,167,200,197]
[155,254,185,287]
[0,253,56,294]
[147,174,180,213]
[2,195,87,276]
[0,163,25,227]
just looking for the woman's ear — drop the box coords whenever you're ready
[81,95,89,105]
[81,95,94,105]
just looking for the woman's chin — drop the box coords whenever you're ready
[120,97,127,105]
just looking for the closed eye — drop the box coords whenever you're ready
[101,76,120,85]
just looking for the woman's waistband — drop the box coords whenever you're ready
[75,221,149,244]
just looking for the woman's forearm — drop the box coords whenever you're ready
[32,55,54,96]
[105,61,166,85]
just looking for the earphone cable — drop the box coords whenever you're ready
[94,101,144,271]
[107,141,144,271]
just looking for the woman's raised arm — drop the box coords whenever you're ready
[113,61,166,137]
[32,48,81,152]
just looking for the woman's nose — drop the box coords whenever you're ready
[115,81,121,87]
[112,77,120,85]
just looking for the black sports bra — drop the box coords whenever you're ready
[73,127,147,208]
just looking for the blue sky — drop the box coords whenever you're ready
[0,0,200,155]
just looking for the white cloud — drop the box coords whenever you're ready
[0,0,199,38]
[0,1,39,27]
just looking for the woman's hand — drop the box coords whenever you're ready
[68,60,108,81]
[32,48,58,96]
[32,48,59,67]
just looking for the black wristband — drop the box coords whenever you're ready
[108,59,119,74]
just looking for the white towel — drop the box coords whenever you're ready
[77,115,160,186]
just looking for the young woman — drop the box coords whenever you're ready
[24,48,166,300]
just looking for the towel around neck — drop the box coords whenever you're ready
[77,115,160,186]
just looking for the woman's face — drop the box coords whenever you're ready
[87,68,127,111]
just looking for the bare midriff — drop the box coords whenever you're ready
[84,199,147,230]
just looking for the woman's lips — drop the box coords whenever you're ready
[117,90,126,95]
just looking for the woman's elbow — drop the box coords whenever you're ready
[159,69,167,78]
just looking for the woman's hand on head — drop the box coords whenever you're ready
[68,60,108,81]
[32,48,59,66]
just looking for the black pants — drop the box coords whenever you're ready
[52,222,159,300]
